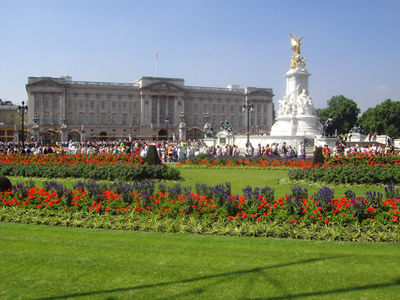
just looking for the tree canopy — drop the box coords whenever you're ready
[357,99,400,138]
[316,95,360,134]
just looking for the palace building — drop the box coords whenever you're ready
[25,76,274,143]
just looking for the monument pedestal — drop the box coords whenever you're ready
[270,61,322,137]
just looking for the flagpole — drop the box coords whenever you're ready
[156,51,158,77]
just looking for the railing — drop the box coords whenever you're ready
[69,81,137,87]
[185,86,246,92]
[66,81,273,95]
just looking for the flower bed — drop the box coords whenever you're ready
[288,164,400,185]
[177,156,311,168]
[2,180,399,229]
[0,153,145,166]
[326,152,400,166]
[178,153,400,168]
[0,153,180,181]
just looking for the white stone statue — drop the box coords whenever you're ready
[297,89,315,115]
[278,98,291,116]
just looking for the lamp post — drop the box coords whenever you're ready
[165,115,169,141]
[18,101,28,146]
[242,97,254,147]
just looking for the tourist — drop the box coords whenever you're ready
[298,142,305,159]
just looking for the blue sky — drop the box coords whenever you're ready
[1,0,399,114]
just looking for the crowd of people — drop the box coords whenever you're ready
[331,142,395,156]
[0,135,396,163]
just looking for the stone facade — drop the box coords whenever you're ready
[26,76,273,143]
[0,100,27,142]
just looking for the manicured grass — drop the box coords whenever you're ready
[8,167,386,199]
[174,167,385,198]
[1,222,399,300]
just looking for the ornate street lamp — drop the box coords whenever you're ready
[165,115,169,141]
[17,101,28,146]
[242,97,254,147]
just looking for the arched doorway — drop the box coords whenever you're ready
[187,127,203,140]
[99,131,107,141]
[158,129,167,140]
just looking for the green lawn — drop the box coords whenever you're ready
[9,166,386,199]
[175,167,385,198]
[1,167,399,299]
[1,222,399,300]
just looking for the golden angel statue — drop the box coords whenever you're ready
[290,33,303,56]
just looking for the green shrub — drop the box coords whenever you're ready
[145,145,161,165]
[0,175,12,192]
[311,146,325,166]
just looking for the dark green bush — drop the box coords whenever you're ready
[311,146,325,166]
[145,145,161,165]
[0,175,12,192]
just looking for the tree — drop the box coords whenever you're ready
[358,99,400,138]
[316,95,360,134]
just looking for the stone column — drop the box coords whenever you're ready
[140,94,146,125]
[157,96,160,125]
